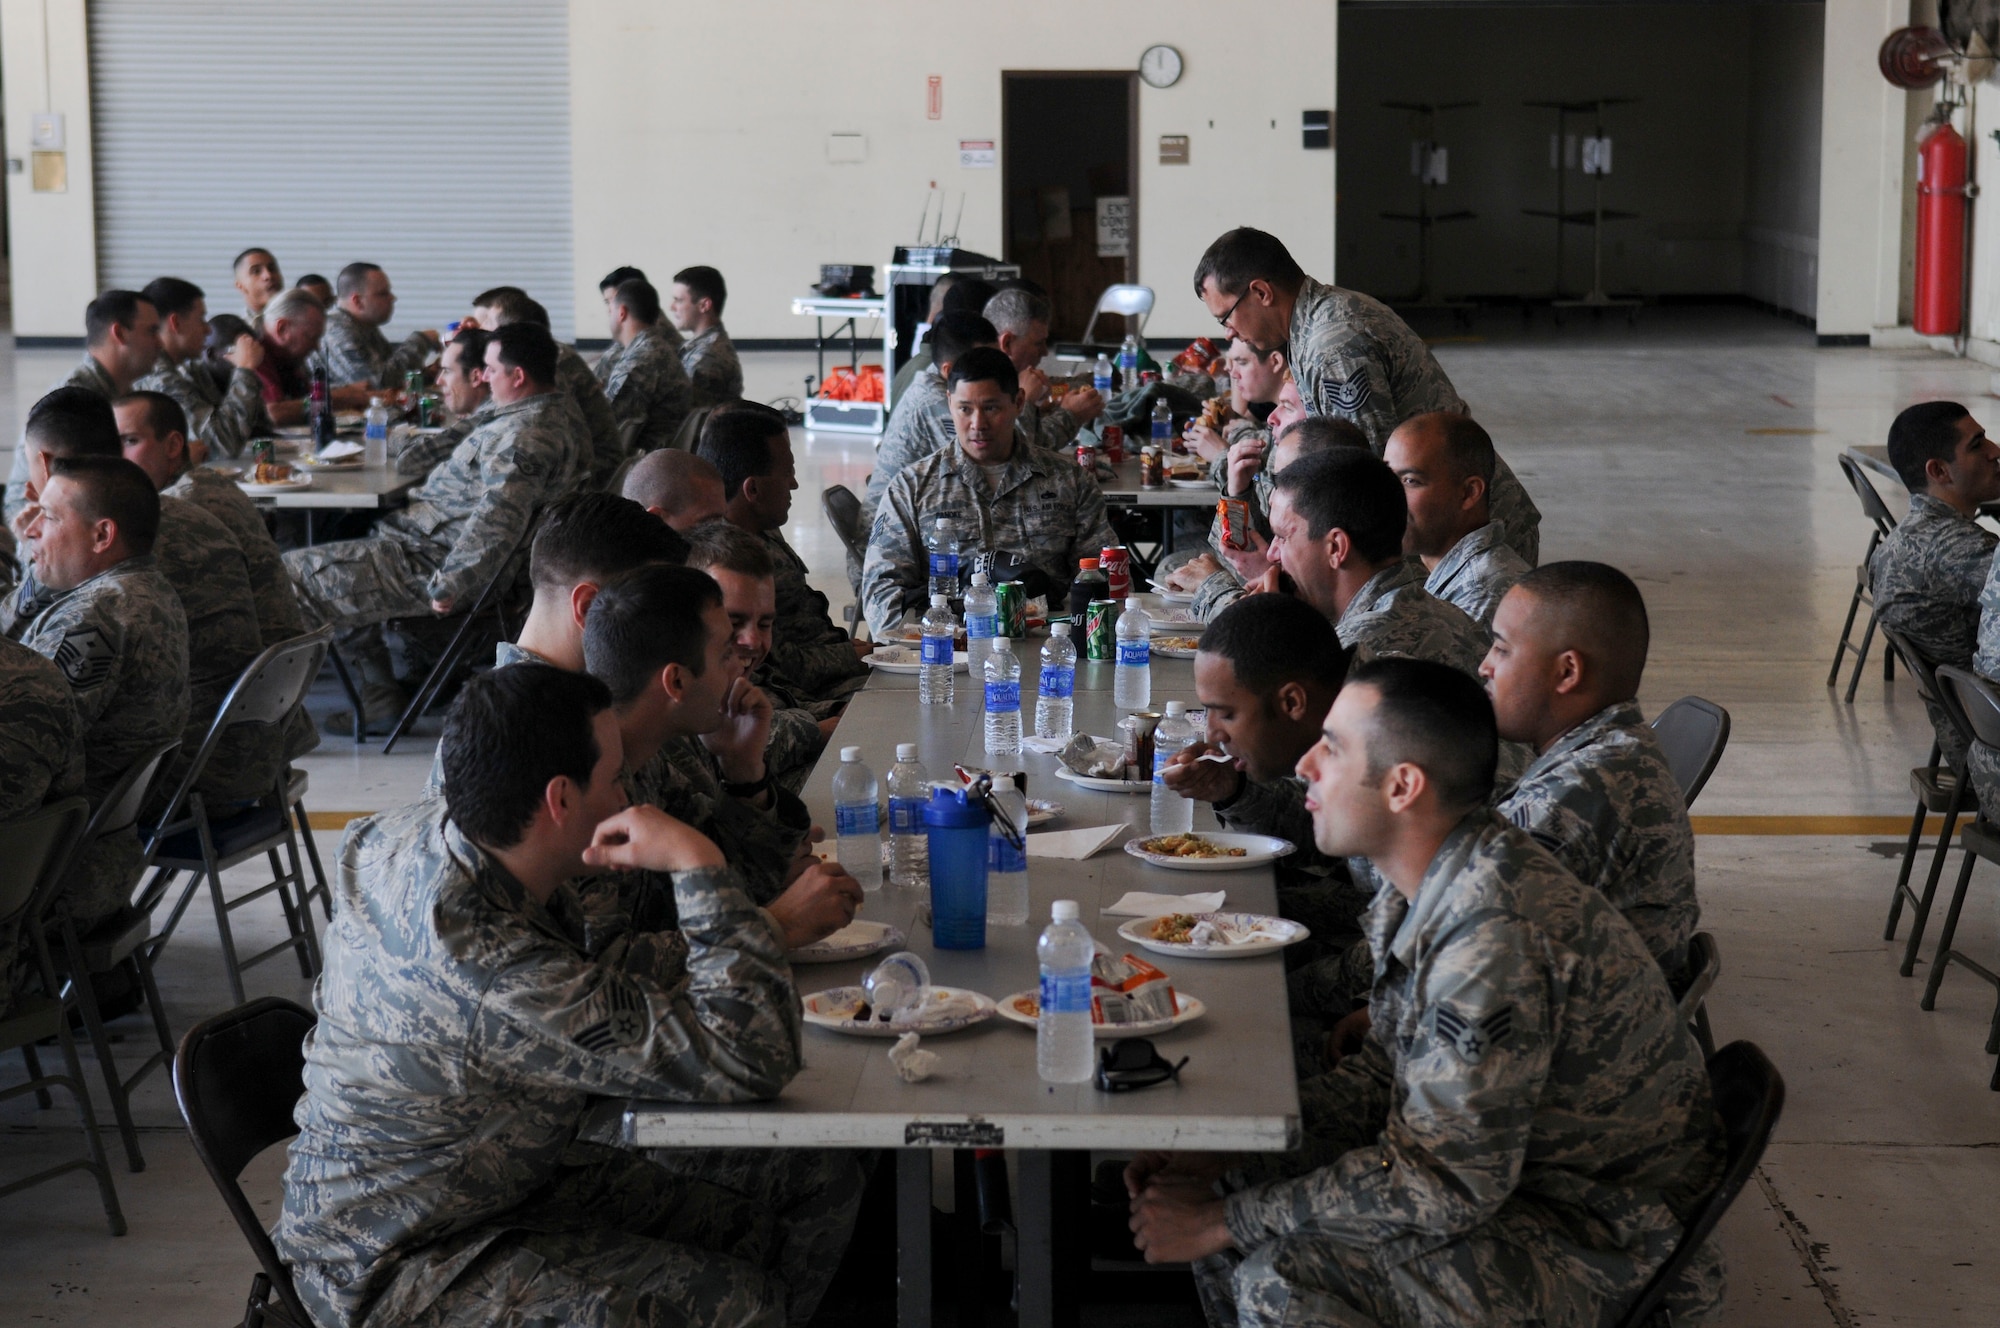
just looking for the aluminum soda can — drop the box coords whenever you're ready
[1085,599,1120,660]
[1100,546,1131,599]
[1140,447,1165,488]
[1076,441,1097,471]
[995,581,1027,638]
[1101,424,1125,462]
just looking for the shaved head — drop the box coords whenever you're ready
[621,449,728,531]
[1481,561,1650,750]
[1513,561,1649,696]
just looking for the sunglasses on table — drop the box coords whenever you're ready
[1094,1037,1189,1093]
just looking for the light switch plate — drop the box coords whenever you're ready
[30,112,64,151]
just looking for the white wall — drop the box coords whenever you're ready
[1,0,98,339]
[1743,3,1825,318]
[568,1,1337,342]
[1817,0,1912,338]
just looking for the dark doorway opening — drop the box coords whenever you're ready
[1001,72,1136,341]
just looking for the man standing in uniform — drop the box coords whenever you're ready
[276,664,854,1328]
[861,311,997,528]
[469,286,625,489]
[600,276,694,454]
[284,322,586,731]
[136,277,272,462]
[863,348,1115,638]
[318,262,440,390]
[1385,412,1530,629]
[671,265,745,410]
[232,247,284,328]
[1126,658,1725,1328]
[1483,562,1700,988]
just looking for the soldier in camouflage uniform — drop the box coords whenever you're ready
[600,277,695,454]
[396,331,493,479]
[285,324,586,726]
[317,263,440,389]
[1484,566,1699,987]
[0,634,85,1002]
[275,663,851,1328]
[1871,402,2000,768]
[9,461,189,927]
[5,292,158,524]
[1128,660,1725,1328]
[467,287,624,490]
[863,348,1116,638]
[860,313,1003,528]
[1385,413,1531,628]
[134,276,272,462]
[669,265,747,411]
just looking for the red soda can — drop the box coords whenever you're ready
[1076,441,1097,471]
[1100,545,1131,599]
[1101,425,1125,462]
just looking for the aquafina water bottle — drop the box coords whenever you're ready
[983,641,1021,756]
[926,516,961,601]
[1035,621,1077,739]
[1113,602,1151,710]
[919,594,957,706]
[1036,900,1096,1082]
[1150,701,1197,835]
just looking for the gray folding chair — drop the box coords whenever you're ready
[1923,667,2000,1087]
[1676,932,1721,1058]
[822,483,869,613]
[1878,625,1977,976]
[1078,284,1155,347]
[1649,696,1731,808]
[1828,453,1899,701]
[0,796,126,1236]
[142,630,332,1003]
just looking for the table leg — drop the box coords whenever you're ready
[1017,1151,1055,1328]
[897,1150,931,1328]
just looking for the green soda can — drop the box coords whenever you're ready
[1085,599,1120,661]
[995,581,1028,638]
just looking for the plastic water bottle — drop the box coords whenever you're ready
[1151,701,1197,835]
[1035,622,1077,739]
[887,743,932,891]
[983,642,1022,755]
[1037,900,1096,1083]
[1151,397,1172,455]
[926,517,961,600]
[1117,335,1141,392]
[986,778,1029,928]
[832,747,883,892]
[964,573,998,684]
[363,396,390,467]
[919,594,957,706]
[1114,603,1151,710]
[1093,351,1113,397]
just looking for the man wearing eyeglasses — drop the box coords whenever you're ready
[1193,228,1464,453]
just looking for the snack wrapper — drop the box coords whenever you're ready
[1089,952,1179,1026]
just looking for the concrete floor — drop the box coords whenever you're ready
[3,307,1999,1323]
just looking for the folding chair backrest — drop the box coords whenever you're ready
[1676,931,1721,1023]
[1611,1040,1785,1328]
[0,796,90,931]
[1937,665,2000,752]
[1649,697,1731,808]
[822,484,866,560]
[81,740,180,847]
[1877,625,1974,757]
[174,997,315,1326]
[1081,284,1156,343]
[1837,452,1899,536]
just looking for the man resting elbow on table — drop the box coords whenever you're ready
[276,664,860,1328]
[1127,658,1727,1328]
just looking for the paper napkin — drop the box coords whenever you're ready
[1024,824,1129,860]
[1104,891,1226,918]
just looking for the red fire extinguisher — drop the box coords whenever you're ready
[1915,120,1970,337]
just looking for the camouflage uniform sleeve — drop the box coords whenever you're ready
[0,643,85,817]
[1499,786,1604,899]
[1035,403,1079,450]
[862,395,952,524]
[318,319,380,388]
[862,468,930,638]
[212,368,273,459]
[1224,911,1556,1246]
[384,332,435,387]
[1300,325,1402,448]
[473,865,801,1102]
[1192,571,1246,623]
[1066,467,1118,569]
[396,417,474,478]
[704,775,813,907]
[426,431,557,606]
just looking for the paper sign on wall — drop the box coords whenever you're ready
[1096,196,1131,258]
[959,139,996,169]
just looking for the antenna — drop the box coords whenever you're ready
[944,193,965,246]
[915,188,934,243]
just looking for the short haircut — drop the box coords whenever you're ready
[983,286,1051,335]
[114,390,190,445]
[926,311,998,367]
[471,286,545,326]
[1888,400,1974,492]
[940,277,998,317]
[673,265,727,314]
[926,272,961,320]
[264,287,326,325]
[26,387,122,459]
[444,326,489,370]
[335,262,382,300]
[141,276,204,322]
[621,449,725,519]
[1198,593,1352,696]
[296,274,331,292]
[1272,448,1406,562]
[685,518,775,579]
[600,265,647,292]
[441,663,613,849]
[697,401,788,500]
[583,564,724,704]
[205,313,253,357]
[1348,656,1497,813]
[613,277,662,326]
[48,455,161,556]
[1277,416,1370,458]
[85,291,153,348]
[530,492,687,592]
[1193,227,1306,299]
[946,345,1020,399]
[232,247,274,272]
[489,321,559,387]
[1405,411,1496,485]
[1513,561,1651,698]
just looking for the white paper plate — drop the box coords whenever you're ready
[1147,582,1196,604]
[1143,613,1203,635]
[996,989,1207,1038]
[1123,832,1294,871]
[1152,636,1201,660]
[786,919,906,964]
[1053,765,1151,794]
[1025,798,1063,828]
[1168,477,1212,490]
[802,985,996,1036]
[237,473,314,495]
[1117,912,1309,959]
[300,454,364,470]
[864,648,969,675]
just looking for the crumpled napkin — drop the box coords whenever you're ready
[1104,890,1226,917]
[888,1032,939,1082]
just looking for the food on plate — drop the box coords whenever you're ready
[253,460,293,483]
[1168,463,1203,481]
[1010,952,1181,1026]
[1150,913,1201,943]
[1141,833,1248,859]
[868,645,920,665]
[1153,635,1201,653]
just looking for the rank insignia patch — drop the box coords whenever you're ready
[52,628,115,690]
[1435,1003,1513,1064]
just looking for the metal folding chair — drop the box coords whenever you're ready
[1676,932,1721,1058]
[174,997,316,1327]
[0,796,126,1236]
[1649,697,1731,809]
[1078,284,1155,347]
[1878,625,1977,976]
[1921,667,2000,1087]
[142,631,332,1004]
[1828,453,1899,702]
[822,483,869,612]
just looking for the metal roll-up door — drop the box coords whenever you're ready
[89,0,574,340]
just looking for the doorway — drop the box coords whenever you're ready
[1001,72,1135,340]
